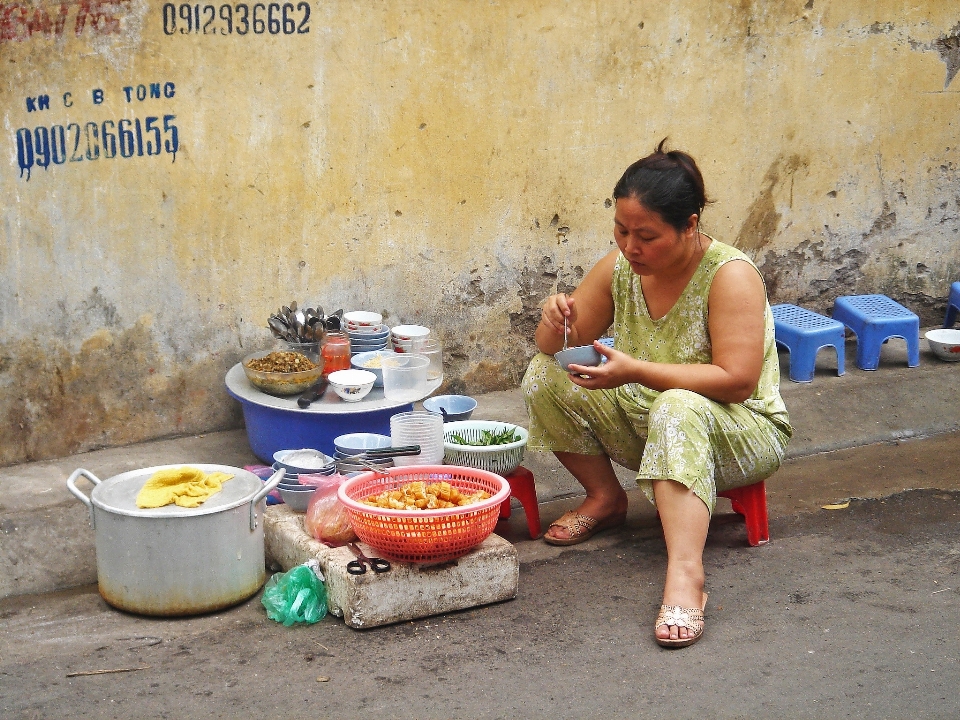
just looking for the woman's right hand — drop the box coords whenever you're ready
[533,251,618,355]
[539,293,576,340]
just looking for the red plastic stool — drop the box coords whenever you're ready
[718,481,769,546]
[498,466,542,539]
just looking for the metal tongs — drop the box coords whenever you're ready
[335,445,421,475]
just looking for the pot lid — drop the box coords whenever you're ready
[90,464,268,518]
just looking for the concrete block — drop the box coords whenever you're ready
[264,505,519,628]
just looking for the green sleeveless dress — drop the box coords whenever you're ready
[521,239,793,514]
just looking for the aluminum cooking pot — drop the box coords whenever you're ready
[67,463,283,617]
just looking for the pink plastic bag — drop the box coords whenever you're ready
[302,474,357,546]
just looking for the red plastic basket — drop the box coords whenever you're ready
[337,465,510,564]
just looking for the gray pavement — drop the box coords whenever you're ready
[2,337,960,718]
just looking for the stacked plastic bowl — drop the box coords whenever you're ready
[389,410,444,466]
[344,311,390,355]
[271,448,337,511]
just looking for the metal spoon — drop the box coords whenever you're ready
[563,315,569,351]
[268,316,288,339]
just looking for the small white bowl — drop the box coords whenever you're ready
[390,324,430,341]
[925,328,960,362]
[344,311,383,328]
[328,369,377,401]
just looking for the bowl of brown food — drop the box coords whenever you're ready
[241,350,324,396]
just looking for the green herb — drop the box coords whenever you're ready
[450,427,520,446]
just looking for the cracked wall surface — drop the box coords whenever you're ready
[2,1,959,464]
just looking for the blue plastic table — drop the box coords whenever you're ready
[225,364,441,462]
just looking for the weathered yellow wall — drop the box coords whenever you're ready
[2,0,959,464]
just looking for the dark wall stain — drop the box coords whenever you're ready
[508,256,585,341]
[735,154,806,252]
[863,201,897,239]
[757,238,867,313]
[934,22,960,89]
[758,238,947,326]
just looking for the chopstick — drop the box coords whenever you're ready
[359,445,421,458]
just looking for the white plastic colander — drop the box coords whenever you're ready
[442,420,528,475]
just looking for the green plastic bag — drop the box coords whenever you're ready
[261,560,328,626]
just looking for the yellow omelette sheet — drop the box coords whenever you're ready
[136,467,234,509]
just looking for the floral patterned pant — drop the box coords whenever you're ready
[521,353,790,514]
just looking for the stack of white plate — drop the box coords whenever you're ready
[346,324,390,354]
[389,410,444,466]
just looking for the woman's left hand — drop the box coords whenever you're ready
[565,342,637,389]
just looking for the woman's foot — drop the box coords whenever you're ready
[543,492,628,545]
[655,560,707,646]
[654,591,707,648]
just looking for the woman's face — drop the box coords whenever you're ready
[613,196,697,277]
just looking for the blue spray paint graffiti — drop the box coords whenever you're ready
[16,115,179,180]
[14,82,179,180]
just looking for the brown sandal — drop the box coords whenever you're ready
[543,510,625,546]
[655,593,708,649]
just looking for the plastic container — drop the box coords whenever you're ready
[337,465,510,563]
[419,338,443,383]
[381,353,430,402]
[390,410,444,465]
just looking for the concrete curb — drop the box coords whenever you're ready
[3,340,959,600]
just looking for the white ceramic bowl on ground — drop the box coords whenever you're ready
[328,369,377,402]
[925,328,960,362]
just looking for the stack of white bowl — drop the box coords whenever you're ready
[389,410,444,466]
[344,311,390,354]
[390,324,431,353]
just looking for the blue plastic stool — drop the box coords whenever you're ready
[832,294,919,370]
[944,281,960,328]
[771,304,846,382]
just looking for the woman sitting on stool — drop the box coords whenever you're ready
[522,140,792,648]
